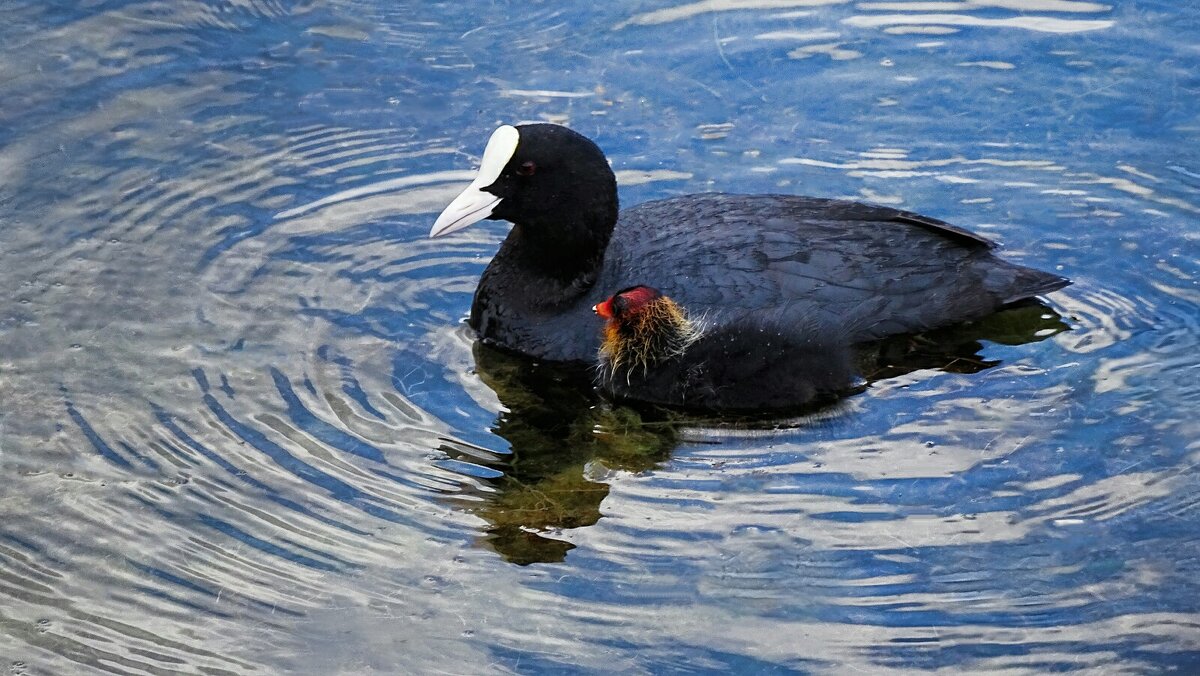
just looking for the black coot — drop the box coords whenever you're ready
[593,285,856,410]
[431,124,1069,364]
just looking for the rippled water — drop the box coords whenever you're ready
[1,0,1198,673]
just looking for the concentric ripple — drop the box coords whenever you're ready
[1,0,1198,673]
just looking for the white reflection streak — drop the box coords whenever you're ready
[844,14,1114,33]
[500,89,596,98]
[858,0,1110,11]
[616,0,851,29]
[779,154,1065,180]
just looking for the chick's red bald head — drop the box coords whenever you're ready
[593,285,662,320]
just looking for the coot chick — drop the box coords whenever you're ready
[593,285,857,410]
[432,124,1069,363]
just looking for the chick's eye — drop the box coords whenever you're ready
[516,160,537,176]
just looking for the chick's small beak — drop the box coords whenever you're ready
[594,299,613,319]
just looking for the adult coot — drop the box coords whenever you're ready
[431,124,1068,363]
[593,285,856,410]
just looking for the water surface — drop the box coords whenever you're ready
[1,0,1198,673]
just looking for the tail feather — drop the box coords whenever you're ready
[1001,265,1071,305]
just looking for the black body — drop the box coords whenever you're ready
[598,311,858,411]
[465,124,1069,364]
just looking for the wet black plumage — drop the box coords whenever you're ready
[441,124,1069,364]
[594,286,857,410]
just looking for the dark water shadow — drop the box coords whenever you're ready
[454,301,1069,565]
[444,346,679,565]
[860,301,1070,381]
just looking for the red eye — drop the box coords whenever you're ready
[516,160,537,176]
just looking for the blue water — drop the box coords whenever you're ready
[1,1,1198,673]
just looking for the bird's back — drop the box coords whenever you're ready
[599,194,1066,344]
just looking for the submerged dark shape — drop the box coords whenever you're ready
[431,123,1070,364]
[593,285,857,410]
[455,302,1068,564]
[452,342,680,565]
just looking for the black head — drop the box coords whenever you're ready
[431,124,619,282]
[486,124,617,231]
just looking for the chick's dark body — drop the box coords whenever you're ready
[600,312,858,411]
[470,193,1067,364]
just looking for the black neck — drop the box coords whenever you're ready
[493,192,617,305]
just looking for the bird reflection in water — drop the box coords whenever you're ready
[444,301,1069,565]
